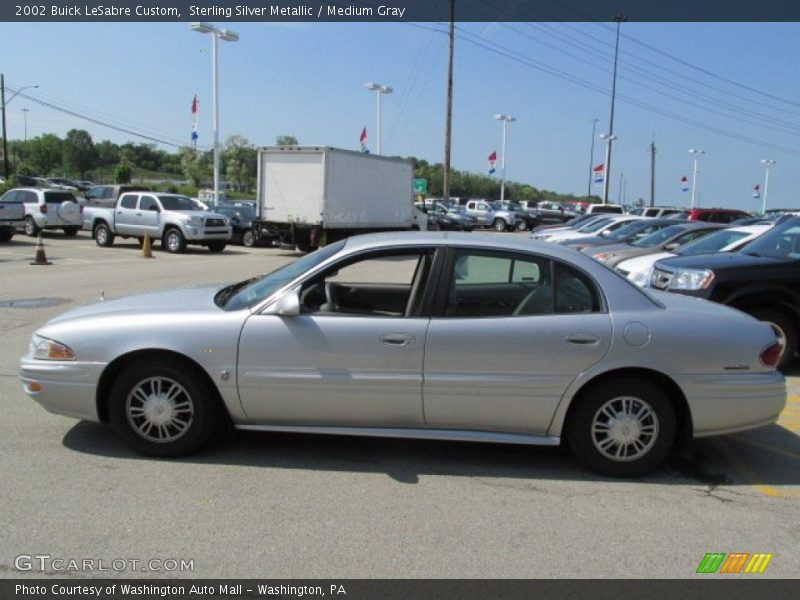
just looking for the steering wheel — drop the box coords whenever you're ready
[324,282,340,313]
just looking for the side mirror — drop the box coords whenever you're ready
[275,290,300,316]
[664,242,680,251]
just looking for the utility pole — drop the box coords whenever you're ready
[761,159,776,214]
[689,148,706,209]
[1,74,7,179]
[586,117,598,198]
[602,14,626,204]
[442,0,454,203]
[649,138,656,207]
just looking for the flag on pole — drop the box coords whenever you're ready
[488,151,497,175]
[752,184,760,199]
[359,127,369,153]
[592,163,605,185]
[191,94,199,145]
[680,175,689,193]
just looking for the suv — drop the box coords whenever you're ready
[0,190,26,242]
[464,199,523,231]
[683,208,751,223]
[585,203,624,215]
[650,216,800,368]
[4,188,82,237]
[84,185,150,208]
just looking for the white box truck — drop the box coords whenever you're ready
[254,146,417,251]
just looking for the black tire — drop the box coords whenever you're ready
[567,378,677,477]
[516,221,528,231]
[94,222,115,247]
[24,216,40,237]
[749,308,797,370]
[63,227,79,237]
[107,359,224,457]
[242,230,256,247]
[492,218,507,232]
[0,231,12,243]
[207,241,226,253]
[163,228,186,253]
[136,237,145,247]
[296,242,317,253]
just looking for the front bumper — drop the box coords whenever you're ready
[19,357,106,422]
[183,226,232,242]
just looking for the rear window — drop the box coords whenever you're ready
[43,192,76,204]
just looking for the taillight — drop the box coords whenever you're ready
[40,204,47,214]
[760,342,781,368]
[79,205,84,213]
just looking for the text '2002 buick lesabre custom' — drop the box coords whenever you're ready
[19,232,785,476]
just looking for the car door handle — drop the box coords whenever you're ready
[381,333,415,347]
[565,334,600,346]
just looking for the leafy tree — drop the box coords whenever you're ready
[114,161,132,184]
[223,135,256,190]
[94,140,120,168]
[63,129,97,178]
[179,147,212,188]
[275,135,298,146]
[25,134,64,175]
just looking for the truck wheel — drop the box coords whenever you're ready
[492,218,507,232]
[94,223,115,247]
[24,217,40,237]
[63,227,79,237]
[207,241,226,253]
[567,378,676,477]
[163,228,186,253]
[296,242,318,253]
[750,308,797,369]
[242,230,256,247]
[0,231,12,243]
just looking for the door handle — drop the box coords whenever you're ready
[566,334,600,346]
[381,333,415,347]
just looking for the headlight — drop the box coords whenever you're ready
[30,335,76,361]
[592,252,616,263]
[669,268,715,290]
[187,216,203,226]
[628,268,653,288]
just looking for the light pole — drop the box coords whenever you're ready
[364,82,392,155]
[21,108,29,142]
[494,114,515,201]
[689,148,706,209]
[190,22,238,206]
[586,117,598,198]
[599,133,617,204]
[1,75,39,178]
[760,159,776,214]
[603,14,627,205]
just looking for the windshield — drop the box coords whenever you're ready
[740,221,800,259]
[158,195,199,211]
[222,241,346,311]
[579,217,613,233]
[630,225,685,248]
[676,229,749,255]
[604,220,653,241]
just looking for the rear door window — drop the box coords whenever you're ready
[119,195,138,209]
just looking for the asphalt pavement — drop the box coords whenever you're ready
[1,231,798,579]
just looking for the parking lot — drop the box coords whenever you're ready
[1,231,799,578]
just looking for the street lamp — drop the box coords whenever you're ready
[364,82,392,155]
[760,159,776,214]
[1,75,39,178]
[599,133,617,204]
[688,148,707,209]
[190,22,239,206]
[586,117,599,198]
[494,113,516,201]
[21,108,29,142]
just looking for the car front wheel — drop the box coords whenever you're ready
[492,218,507,232]
[163,228,186,253]
[567,378,676,477]
[108,360,223,457]
[24,217,40,237]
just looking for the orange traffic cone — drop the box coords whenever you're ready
[30,234,52,266]
[142,232,154,258]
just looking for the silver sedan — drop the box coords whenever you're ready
[19,232,786,477]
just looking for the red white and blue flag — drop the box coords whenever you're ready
[592,163,605,185]
[359,127,368,153]
[191,94,199,144]
[680,175,689,193]
[488,151,497,174]
[753,184,760,199]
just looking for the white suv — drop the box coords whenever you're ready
[11,188,83,237]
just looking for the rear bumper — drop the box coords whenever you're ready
[19,357,105,422]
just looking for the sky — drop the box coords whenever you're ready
[1,19,799,210]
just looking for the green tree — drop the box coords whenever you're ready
[63,129,97,178]
[223,135,256,190]
[179,147,212,188]
[95,140,120,168]
[25,134,64,175]
[275,135,298,146]
[114,161,132,184]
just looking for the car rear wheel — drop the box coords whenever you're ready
[108,360,223,457]
[749,308,797,370]
[94,223,115,247]
[492,218,507,232]
[567,378,676,477]
[24,217,40,237]
[163,228,186,253]
[242,230,256,247]
[63,227,79,237]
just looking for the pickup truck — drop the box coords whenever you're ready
[83,192,232,253]
[0,190,26,242]
[463,199,523,231]
[650,216,800,368]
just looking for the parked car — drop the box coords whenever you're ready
[83,185,151,208]
[416,202,477,232]
[46,178,80,192]
[638,206,685,218]
[680,208,751,223]
[463,199,523,231]
[651,216,800,368]
[213,204,278,247]
[19,232,784,477]
[534,215,642,243]
[564,218,677,252]
[585,203,625,215]
[0,189,26,242]
[616,224,773,288]
[588,223,725,268]
[83,192,232,253]
[524,201,578,227]
[4,188,82,236]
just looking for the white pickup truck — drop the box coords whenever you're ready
[0,189,26,242]
[83,191,232,253]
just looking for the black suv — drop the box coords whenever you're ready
[650,217,800,368]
